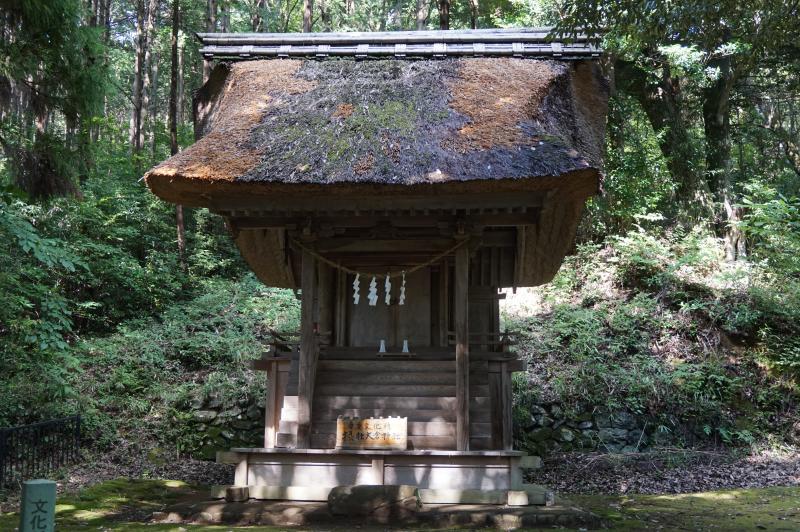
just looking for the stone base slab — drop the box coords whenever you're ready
[153,499,601,529]
[218,447,526,492]
[211,484,553,505]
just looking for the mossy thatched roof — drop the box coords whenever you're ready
[145,57,607,205]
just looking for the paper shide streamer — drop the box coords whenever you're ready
[352,273,360,305]
[367,276,378,306]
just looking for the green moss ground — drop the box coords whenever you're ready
[572,487,800,531]
[2,479,799,530]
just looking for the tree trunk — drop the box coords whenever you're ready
[177,31,184,127]
[303,0,313,32]
[170,0,186,269]
[220,2,230,32]
[140,0,160,159]
[252,0,266,31]
[615,59,711,220]
[438,0,449,30]
[129,0,145,153]
[415,0,427,29]
[468,0,478,29]
[703,55,744,260]
[203,0,217,82]
[149,47,159,158]
[319,0,331,31]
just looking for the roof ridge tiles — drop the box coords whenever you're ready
[197,28,600,60]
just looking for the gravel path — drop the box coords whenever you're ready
[528,448,800,495]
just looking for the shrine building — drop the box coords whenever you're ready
[145,28,607,505]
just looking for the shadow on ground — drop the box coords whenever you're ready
[2,479,799,530]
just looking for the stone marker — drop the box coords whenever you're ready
[225,486,250,502]
[19,479,56,532]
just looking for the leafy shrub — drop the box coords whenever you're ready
[506,226,800,447]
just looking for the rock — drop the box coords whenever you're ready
[246,405,262,420]
[620,445,640,454]
[595,413,612,428]
[552,419,565,430]
[221,430,235,440]
[328,485,419,519]
[530,405,548,415]
[603,442,624,453]
[550,405,564,419]
[539,416,554,427]
[577,420,594,430]
[556,427,575,442]
[225,486,249,502]
[652,429,672,446]
[627,431,648,446]
[206,395,223,409]
[221,406,242,418]
[599,428,629,443]
[193,410,218,422]
[612,411,637,430]
[232,419,254,429]
[189,395,205,410]
[527,427,553,442]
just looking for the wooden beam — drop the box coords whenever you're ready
[228,212,539,229]
[296,249,318,449]
[454,245,470,451]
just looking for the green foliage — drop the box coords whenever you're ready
[508,228,800,446]
[741,182,800,274]
[72,275,298,447]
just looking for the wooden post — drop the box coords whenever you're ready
[318,263,333,343]
[439,263,449,347]
[263,359,290,448]
[501,361,513,450]
[455,245,470,451]
[335,270,347,346]
[297,249,317,449]
[264,360,278,448]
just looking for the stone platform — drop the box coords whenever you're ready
[218,448,541,503]
[152,497,601,529]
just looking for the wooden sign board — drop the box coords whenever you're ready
[335,416,408,450]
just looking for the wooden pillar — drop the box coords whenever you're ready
[263,359,290,448]
[335,270,347,347]
[318,263,333,342]
[297,249,317,449]
[500,361,513,450]
[455,245,470,451]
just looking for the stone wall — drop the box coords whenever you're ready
[180,393,671,460]
[516,402,672,456]
[186,391,266,459]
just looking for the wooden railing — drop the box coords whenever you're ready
[0,415,81,490]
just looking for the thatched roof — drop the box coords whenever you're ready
[144,30,609,289]
[145,55,607,205]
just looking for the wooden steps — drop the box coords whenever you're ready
[274,356,494,451]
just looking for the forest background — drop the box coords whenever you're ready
[1,0,799,459]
